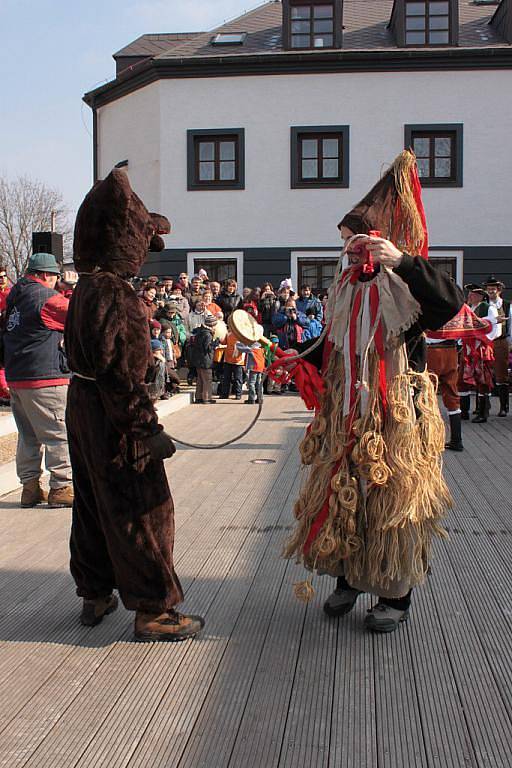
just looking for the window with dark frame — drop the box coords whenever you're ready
[291,126,349,189]
[428,257,457,281]
[187,129,245,191]
[298,258,338,294]
[405,1,450,46]
[196,136,237,184]
[193,259,238,284]
[290,2,335,49]
[411,131,455,182]
[405,124,463,187]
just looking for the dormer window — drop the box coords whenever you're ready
[405,1,450,45]
[283,1,343,50]
[291,3,334,48]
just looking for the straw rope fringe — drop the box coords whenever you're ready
[391,150,426,257]
[284,347,452,599]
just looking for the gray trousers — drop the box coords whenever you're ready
[10,386,72,489]
[196,368,213,402]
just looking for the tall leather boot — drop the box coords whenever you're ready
[460,395,470,421]
[445,413,463,451]
[472,395,488,424]
[498,384,509,417]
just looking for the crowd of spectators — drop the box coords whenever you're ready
[131,270,329,405]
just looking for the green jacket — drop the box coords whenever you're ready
[169,316,187,347]
[475,301,490,319]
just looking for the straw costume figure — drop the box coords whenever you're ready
[65,169,204,642]
[285,151,464,632]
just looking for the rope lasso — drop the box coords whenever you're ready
[167,242,359,450]
[167,333,329,449]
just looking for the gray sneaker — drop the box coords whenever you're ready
[364,603,409,633]
[323,586,362,617]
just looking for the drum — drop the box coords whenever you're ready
[228,309,269,346]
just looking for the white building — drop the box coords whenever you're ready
[84,0,512,293]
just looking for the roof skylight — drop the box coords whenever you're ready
[211,33,247,45]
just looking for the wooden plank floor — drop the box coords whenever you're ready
[0,395,511,768]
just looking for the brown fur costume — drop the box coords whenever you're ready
[65,169,183,612]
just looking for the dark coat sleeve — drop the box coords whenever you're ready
[393,254,464,331]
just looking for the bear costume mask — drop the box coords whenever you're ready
[73,168,170,277]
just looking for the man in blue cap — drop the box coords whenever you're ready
[3,253,73,508]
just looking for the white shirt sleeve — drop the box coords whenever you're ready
[486,304,500,341]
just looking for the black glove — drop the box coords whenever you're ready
[144,431,176,461]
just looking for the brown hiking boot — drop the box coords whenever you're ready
[48,485,74,508]
[134,610,205,643]
[80,594,119,627]
[21,479,48,508]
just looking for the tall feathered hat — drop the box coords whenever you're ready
[338,149,429,259]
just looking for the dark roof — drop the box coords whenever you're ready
[84,1,512,107]
[154,0,508,59]
[113,33,204,60]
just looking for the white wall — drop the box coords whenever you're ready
[98,70,512,249]
[97,82,161,211]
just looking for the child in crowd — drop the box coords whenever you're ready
[302,308,323,341]
[187,315,218,404]
[219,331,246,400]
[186,299,213,385]
[202,289,222,318]
[148,338,167,402]
[160,323,181,396]
[264,334,282,395]
[235,340,266,404]
[150,319,162,340]
[212,312,228,383]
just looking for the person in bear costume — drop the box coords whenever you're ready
[65,169,204,642]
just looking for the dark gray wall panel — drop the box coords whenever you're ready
[141,249,188,277]
[462,246,512,299]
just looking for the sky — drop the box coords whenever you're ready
[0,0,265,216]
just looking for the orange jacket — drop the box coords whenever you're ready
[251,347,266,373]
[224,332,245,365]
[206,301,222,316]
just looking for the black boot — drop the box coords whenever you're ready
[498,384,509,417]
[445,413,463,451]
[460,395,470,421]
[472,395,488,424]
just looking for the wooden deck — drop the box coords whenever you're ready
[0,395,511,768]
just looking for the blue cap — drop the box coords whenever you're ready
[27,252,61,275]
[151,339,164,351]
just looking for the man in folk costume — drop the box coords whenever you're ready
[425,331,463,451]
[482,276,511,417]
[458,285,497,423]
[426,287,496,447]
[286,150,463,633]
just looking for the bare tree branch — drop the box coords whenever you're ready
[0,175,72,278]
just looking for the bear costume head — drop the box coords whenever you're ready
[73,168,170,277]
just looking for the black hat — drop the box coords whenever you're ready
[464,284,488,300]
[482,275,505,290]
